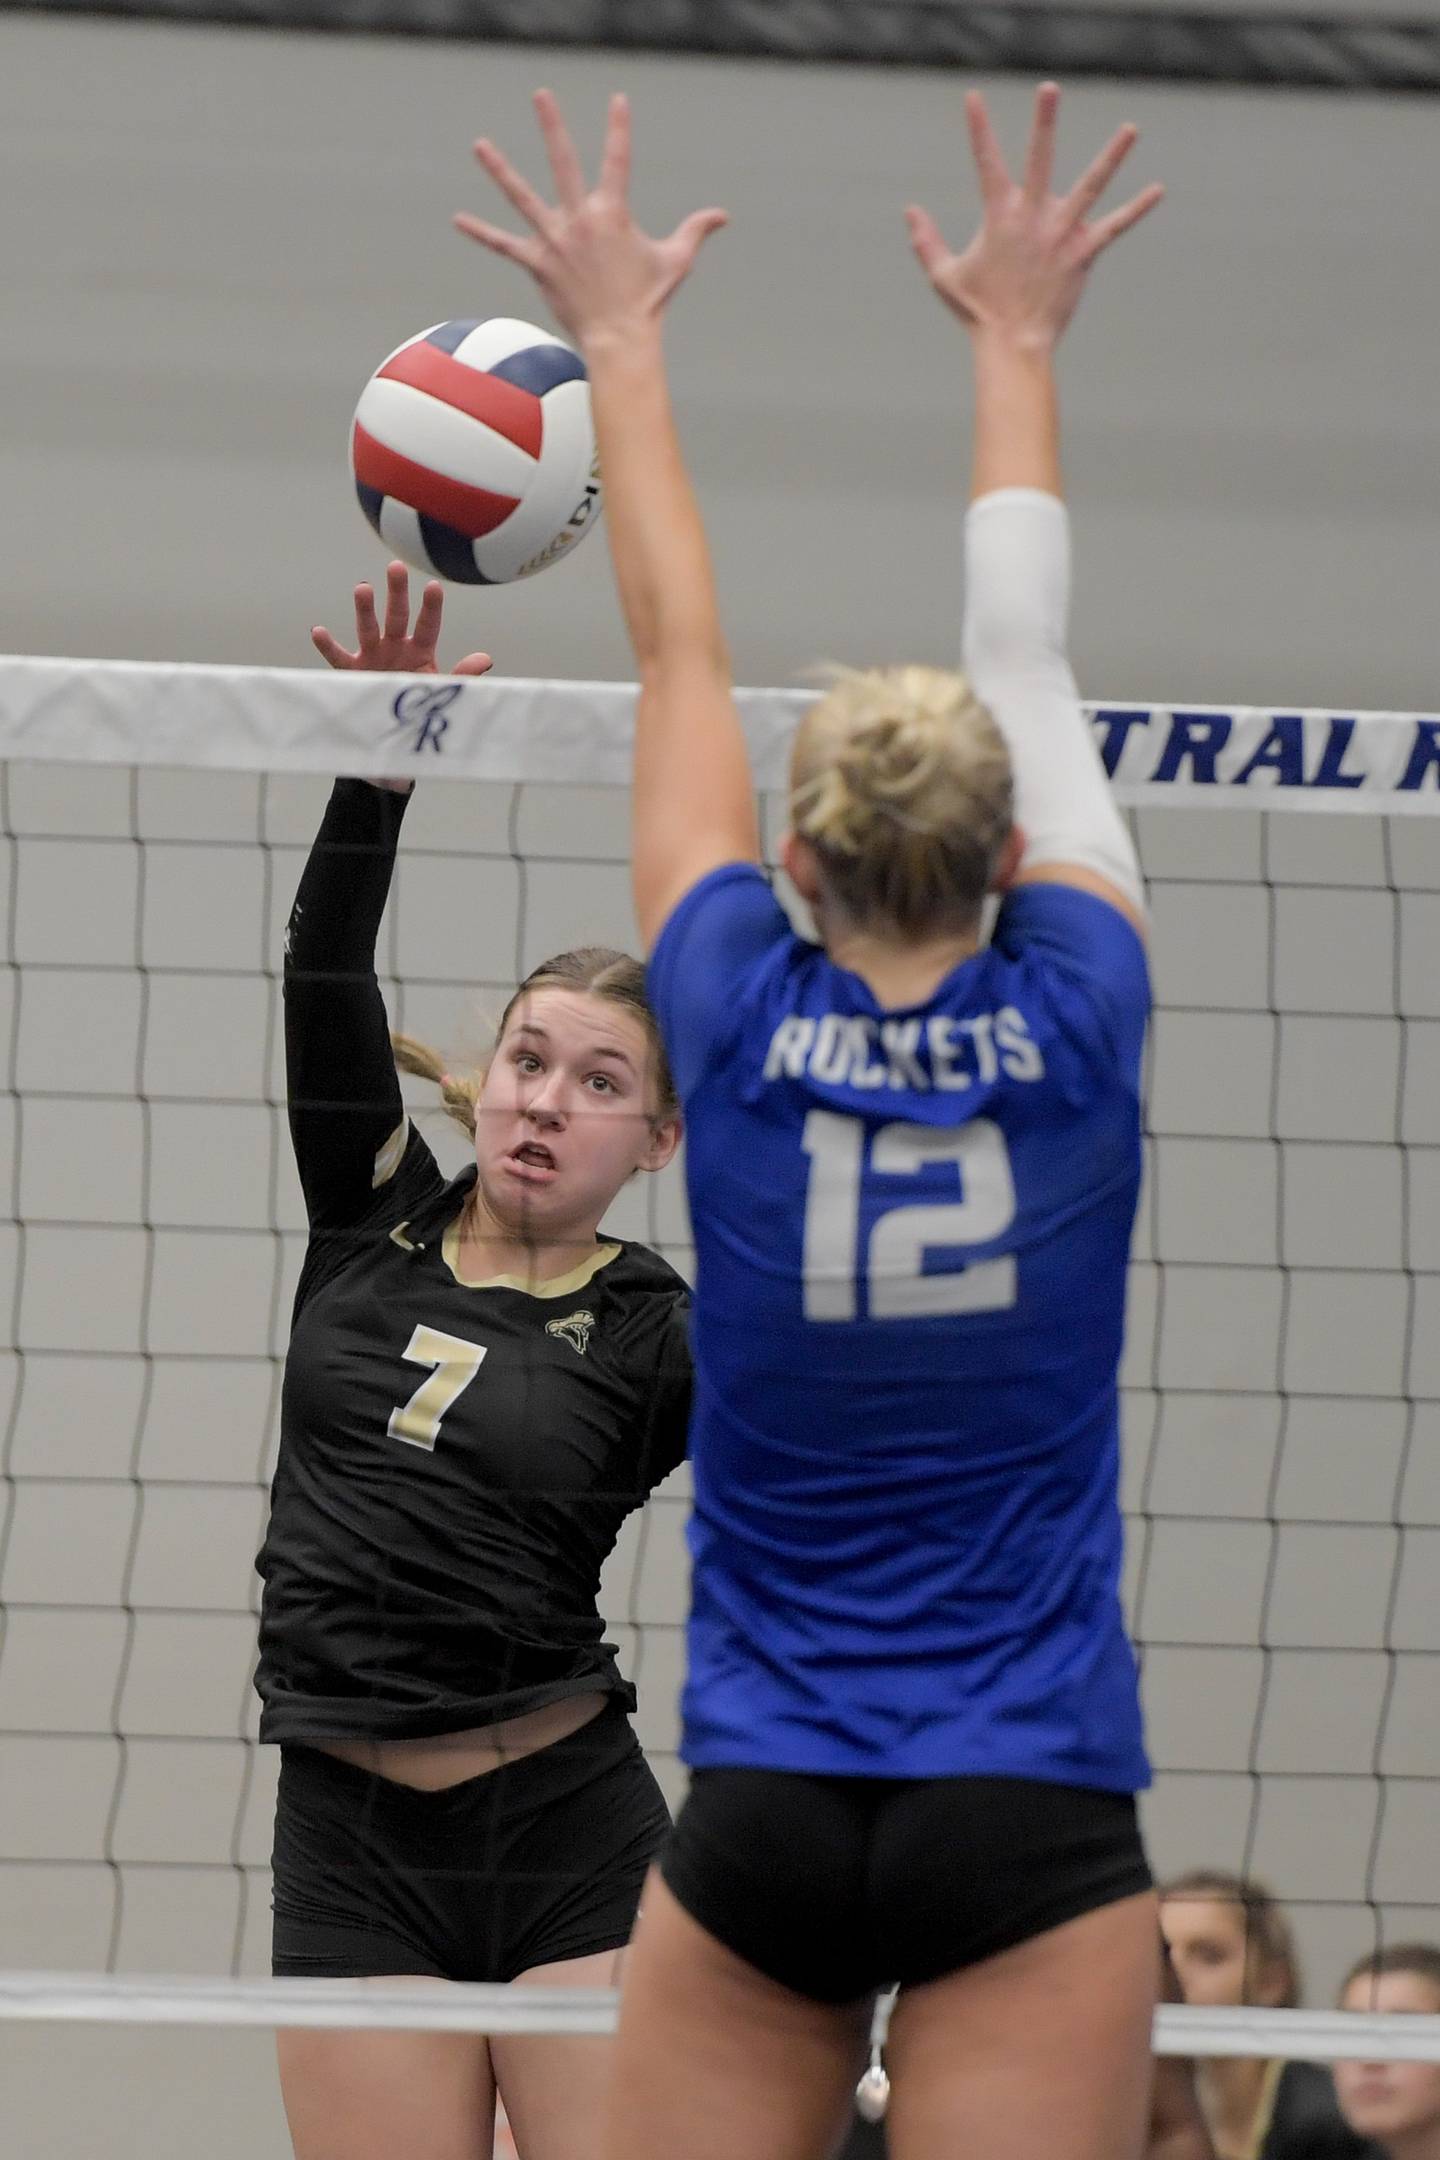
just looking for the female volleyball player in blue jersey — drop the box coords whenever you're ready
[460,78,1164,2160]
[259,566,692,2160]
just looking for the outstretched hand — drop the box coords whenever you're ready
[908,82,1164,349]
[311,562,493,677]
[455,89,727,347]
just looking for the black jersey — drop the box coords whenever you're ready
[1263,2064,1383,2160]
[255,778,692,1745]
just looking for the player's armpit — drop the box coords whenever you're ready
[1011,860,1149,943]
[631,663,760,948]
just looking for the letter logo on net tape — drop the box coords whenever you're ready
[390,681,465,755]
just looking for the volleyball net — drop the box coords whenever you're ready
[1,657,1438,2066]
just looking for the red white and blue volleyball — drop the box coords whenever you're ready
[350,317,602,585]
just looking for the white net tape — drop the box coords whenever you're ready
[0,1974,1435,2059]
[2,655,1440,808]
[2,659,1438,2055]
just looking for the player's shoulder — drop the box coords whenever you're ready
[598,1237,691,1305]
[593,1240,692,1346]
[657,859,781,937]
[651,864,798,1002]
[649,864,823,1101]
[330,1135,466,1262]
[389,1152,477,1245]
[992,881,1148,985]
[987,883,1150,1067]
[291,1140,460,1314]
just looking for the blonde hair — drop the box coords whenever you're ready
[1159,1870,1303,2009]
[790,665,1013,937]
[392,946,678,1139]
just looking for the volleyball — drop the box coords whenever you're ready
[350,316,602,585]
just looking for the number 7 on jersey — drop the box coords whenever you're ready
[388,1326,488,1451]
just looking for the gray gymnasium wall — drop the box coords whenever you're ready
[2,14,1440,2160]
[3,12,1440,710]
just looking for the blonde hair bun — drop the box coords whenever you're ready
[791,665,1013,934]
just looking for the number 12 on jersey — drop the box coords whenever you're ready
[800,1110,1018,1324]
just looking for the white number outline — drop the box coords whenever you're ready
[801,1110,1018,1323]
[387,1325,488,1452]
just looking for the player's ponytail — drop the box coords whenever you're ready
[791,665,1013,936]
[392,947,678,1138]
[391,1034,483,1138]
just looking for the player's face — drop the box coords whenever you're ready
[1159,1895,1285,2009]
[1335,1971,1440,2144]
[476,987,678,1235]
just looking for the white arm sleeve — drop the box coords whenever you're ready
[962,487,1144,915]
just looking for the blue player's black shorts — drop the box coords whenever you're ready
[271,1699,670,1981]
[660,1768,1151,2004]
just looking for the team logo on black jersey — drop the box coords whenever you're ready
[546,1310,595,1356]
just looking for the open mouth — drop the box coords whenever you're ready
[507,1140,559,1179]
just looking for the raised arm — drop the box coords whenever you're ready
[285,775,414,1229]
[287,567,491,1230]
[457,91,759,950]
[908,84,1163,936]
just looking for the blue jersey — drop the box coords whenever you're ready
[648,866,1151,1789]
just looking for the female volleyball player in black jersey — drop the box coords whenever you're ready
[460,77,1169,2160]
[256,565,690,2160]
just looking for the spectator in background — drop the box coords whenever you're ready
[1334,1945,1440,2159]
[1161,1870,1378,2160]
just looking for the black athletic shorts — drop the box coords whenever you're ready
[272,1699,670,1980]
[661,1768,1151,2004]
